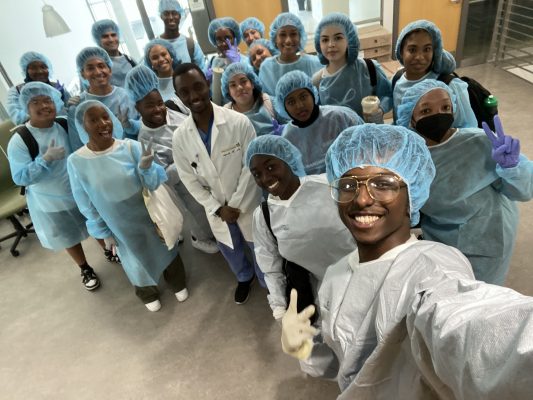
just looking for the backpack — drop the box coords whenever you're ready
[15,117,68,195]
[312,58,378,95]
[261,201,317,323]
[391,68,497,129]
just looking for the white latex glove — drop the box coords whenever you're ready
[67,95,81,107]
[139,139,154,170]
[104,236,117,250]
[117,106,132,129]
[42,139,66,162]
[281,289,318,360]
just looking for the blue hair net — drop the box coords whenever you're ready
[314,13,359,65]
[274,70,319,120]
[144,39,181,72]
[74,100,124,145]
[396,80,457,129]
[325,124,436,226]
[18,81,63,113]
[76,47,113,73]
[395,20,456,75]
[91,19,120,45]
[269,12,307,51]
[208,17,242,47]
[124,64,160,103]
[19,51,53,79]
[221,62,263,102]
[246,135,306,177]
[240,17,265,39]
[159,0,184,14]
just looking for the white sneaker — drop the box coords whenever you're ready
[145,299,161,312]
[175,288,189,302]
[191,237,219,254]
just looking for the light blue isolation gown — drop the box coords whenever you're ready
[259,54,322,96]
[109,54,135,87]
[67,86,139,150]
[164,35,206,69]
[7,121,88,250]
[224,94,282,136]
[67,139,177,287]
[314,59,393,116]
[393,71,477,128]
[282,105,364,175]
[420,128,533,285]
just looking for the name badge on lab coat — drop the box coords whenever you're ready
[221,142,242,157]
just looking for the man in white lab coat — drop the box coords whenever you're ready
[172,63,265,304]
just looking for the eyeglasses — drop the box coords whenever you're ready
[330,174,405,204]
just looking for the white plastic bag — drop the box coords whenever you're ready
[143,183,183,250]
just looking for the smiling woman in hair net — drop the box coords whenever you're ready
[280,123,533,399]
[396,79,533,285]
[7,51,70,125]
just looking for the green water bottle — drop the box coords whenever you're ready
[483,95,498,130]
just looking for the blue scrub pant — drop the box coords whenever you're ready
[217,222,266,287]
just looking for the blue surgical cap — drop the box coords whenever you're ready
[91,19,120,46]
[76,47,113,73]
[274,70,319,120]
[240,17,265,40]
[74,100,124,145]
[270,12,307,51]
[314,13,359,65]
[125,64,160,103]
[221,62,263,102]
[325,124,436,226]
[158,0,184,14]
[396,80,457,130]
[246,135,306,177]
[18,81,63,112]
[19,51,53,79]
[395,19,456,75]
[208,17,242,47]
[143,39,181,72]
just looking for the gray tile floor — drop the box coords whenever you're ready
[1,63,532,400]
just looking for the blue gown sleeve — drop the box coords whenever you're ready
[67,156,112,239]
[494,155,533,201]
[373,60,393,113]
[67,106,84,151]
[449,78,478,128]
[7,86,28,125]
[128,140,168,191]
[7,132,52,186]
[193,42,206,70]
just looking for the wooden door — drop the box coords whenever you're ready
[398,0,462,52]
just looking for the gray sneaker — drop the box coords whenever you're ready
[191,237,219,254]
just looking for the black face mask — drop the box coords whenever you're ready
[414,113,454,143]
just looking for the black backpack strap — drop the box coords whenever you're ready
[15,126,39,195]
[123,53,137,68]
[363,58,377,89]
[261,201,276,241]
[16,83,25,94]
[54,117,68,133]
[437,72,459,85]
[186,37,195,61]
[391,68,405,91]
[164,100,187,114]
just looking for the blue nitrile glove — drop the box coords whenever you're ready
[225,39,241,64]
[272,119,285,136]
[482,115,520,169]
[205,67,213,83]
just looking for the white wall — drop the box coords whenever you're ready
[0,0,95,102]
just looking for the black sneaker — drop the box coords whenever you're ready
[81,267,101,291]
[234,277,254,304]
[104,248,121,264]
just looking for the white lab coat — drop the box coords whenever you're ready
[314,236,533,399]
[172,103,261,248]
